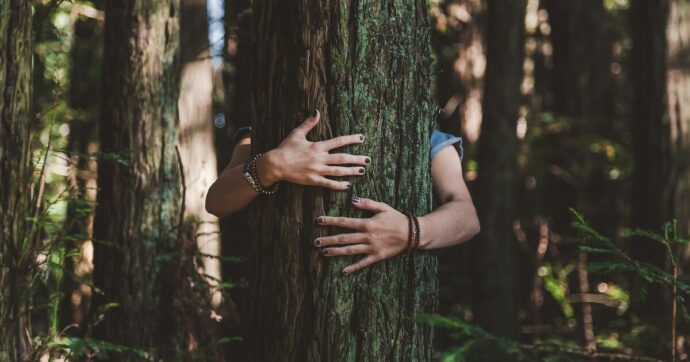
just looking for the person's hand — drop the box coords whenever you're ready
[257,110,370,190]
[314,197,409,275]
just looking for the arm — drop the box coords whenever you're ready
[313,144,480,275]
[417,144,480,249]
[205,111,372,217]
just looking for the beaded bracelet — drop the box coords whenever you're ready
[243,153,279,195]
[406,213,420,252]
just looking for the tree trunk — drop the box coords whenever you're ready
[248,1,437,360]
[179,0,222,312]
[474,0,526,340]
[61,3,104,335]
[0,1,33,360]
[668,1,690,247]
[90,0,187,358]
[630,0,670,318]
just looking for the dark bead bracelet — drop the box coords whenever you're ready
[243,153,279,195]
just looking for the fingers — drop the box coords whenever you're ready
[342,255,379,275]
[315,215,368,230]
[321,244,371,257]
[291,110,320,138]
[351,197,391,214]
[314,233,368,247]
[321,166,366,177]
[311,176,351,191]
[326,153,371,166]
[317,134,365,151]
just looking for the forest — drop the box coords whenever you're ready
[1,0,689,361]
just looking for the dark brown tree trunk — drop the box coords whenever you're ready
[248,1,437,360]
[90,0,189,359]
[474,0,526,340]
[61,3,104,335]
[541,0,615,347]
[630,0,671,318]
[0,1,33,360]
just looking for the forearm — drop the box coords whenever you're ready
[205,150,281,217]
[416,200,480,250]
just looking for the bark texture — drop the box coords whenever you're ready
[248,1,437,361]
[90,0,188,358]
[0,1,33,360]
[474,0,526,340]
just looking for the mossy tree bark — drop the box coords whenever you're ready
[474,0,526,340]
[0,1,33,360]
[248,1,437,360]
[90,0,197,359]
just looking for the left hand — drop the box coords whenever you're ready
[314,197,409,275]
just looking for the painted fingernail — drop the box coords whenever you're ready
[346,183,351,189]
[314,239,321,246]
[359,168,365,174]
[352,196,360,204]
[315,217,324,224]
[359,135,365,142]
[342,270,349,275]
[310,108,318,117]
[365,157,371,164]
[322,249,329,256]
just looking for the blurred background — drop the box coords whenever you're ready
[13,0,690,360]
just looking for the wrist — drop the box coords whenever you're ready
[416,215,432,250]
[256,150,283,186]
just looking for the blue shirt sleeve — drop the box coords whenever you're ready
[431,130,464,162]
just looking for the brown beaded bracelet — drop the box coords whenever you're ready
[243,153,279,195]
[406,213,420,252]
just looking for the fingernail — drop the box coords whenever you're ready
[314,239,321,246]
[359,168,365,174]
[352,196,360,204]
[365,157,371,164]
[315,217,324,225]
[359,135,365,142]
[310,108,318,117]
[342,270,349,275]
[346,183,351,189]
[322,249,329,256]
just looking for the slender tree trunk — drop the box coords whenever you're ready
[90,0,187,358]
[668,1,690,246]
[218,0,252,355]
[541,0,614,346]
[0,1,33,360]
[61,3,104,335]
[248,1,437,360]
[179,0,221,312]
[630,0,670,318]
[474,0,526,340]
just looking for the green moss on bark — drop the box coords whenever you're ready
[248,1,437,360]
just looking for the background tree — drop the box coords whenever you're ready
[247,0,437,360]
[473,0,526,340]
[630,0,671,322]
[0,1,33,360]
[89,0,196,358]
[60,1,104,336]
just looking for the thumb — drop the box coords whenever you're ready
[292,109,320,138]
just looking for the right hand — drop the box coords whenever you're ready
[257,110,370,190]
